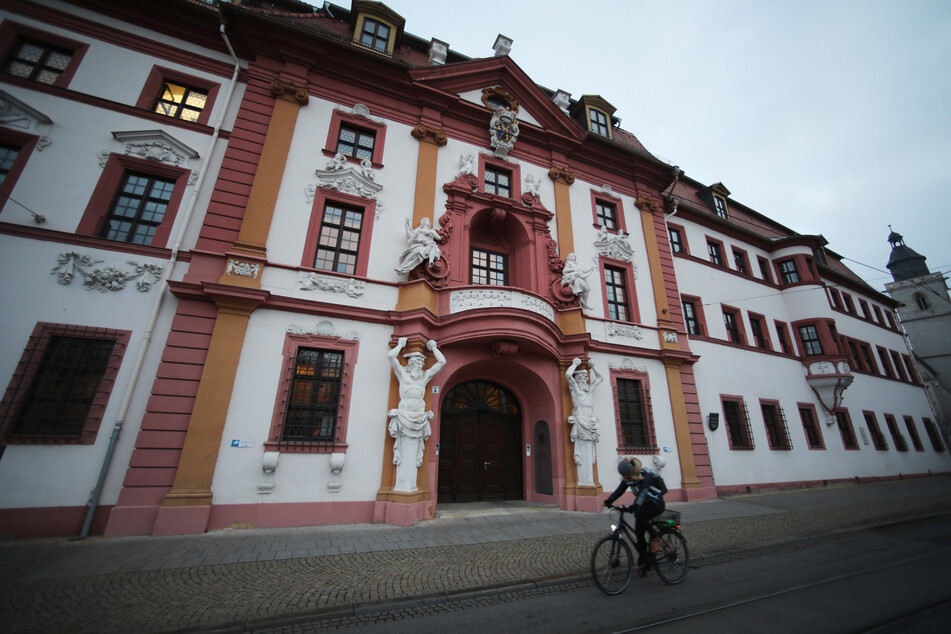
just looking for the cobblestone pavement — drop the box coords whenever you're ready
[1,476,949,633]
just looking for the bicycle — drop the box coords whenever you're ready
[591,506,689,594]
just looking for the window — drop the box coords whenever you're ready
[153,81,208,123]
[313,202,364,274]
[613,375,656,452]
[861,343,878,374]
[890,351,908,382]
[722,396,754,450]
[904,416,924,452]
[669,227,684,253]
[858,300,871,320]
[268,332,357,452]
[885,311,897,330]
[723,310,743,344]
[835,409,859,450]
[749,314,770,350]
[902,355,919,384]
[828,288,843,310]
[864,412,888,451]
[683,299,702,336]
[2,37,72,85]
[842,293,855,314]
[798,404,824,449]
[484,166,512,198]
[884,414,908,452]
[873,305,884,324]
[0,323,130,445]
[761,401,791,450]
[604,265,631,321]
[595,200,617,230]
[100,172,176,245]
[922,418,945,452]
[877,347,894,378]
[775,321,792,354]
[471,247,507,285]
[360,17,391,52]
[707,240,724,266]
[0,128,38,216]
[712,195,728,219]
[336,125,375,161]
[758,257,774,283]
[589,109,610,136]
[778,260,799,284]
[732,248,749,274]
[77,154,189,249]
[846,340,863,371]
[0,142,20,186]
[914,293,930,310]
[798,325,823,356]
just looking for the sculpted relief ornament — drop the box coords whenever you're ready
[567,358,604,487]
[560,253,597,311]
[387,338,446,492]
[489,106,519,158]
[395,217,442,275]
[52,252,163,293]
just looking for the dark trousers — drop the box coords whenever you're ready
[633,504,663,567]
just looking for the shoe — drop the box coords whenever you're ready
[650,537,662,553]
[635,567,647,577]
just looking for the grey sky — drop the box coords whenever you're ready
[369,0,951,290]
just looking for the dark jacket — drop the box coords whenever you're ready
[605,468,667,514]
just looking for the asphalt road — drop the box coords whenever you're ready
[258,515,951,633]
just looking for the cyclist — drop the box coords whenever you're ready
[604,458,667,576]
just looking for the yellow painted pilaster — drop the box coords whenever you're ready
[663,359,701,489]
[549,166,587,336]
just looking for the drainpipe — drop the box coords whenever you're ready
[79,24,242,538]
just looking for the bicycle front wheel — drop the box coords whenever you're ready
[653,528,689,584]
[591,534,633,595]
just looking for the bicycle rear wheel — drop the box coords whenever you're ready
[591,534,633,595]
[653,528,689,584]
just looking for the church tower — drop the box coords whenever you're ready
[884,227,951,435]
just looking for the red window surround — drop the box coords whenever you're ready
[300,188,377,278]
[876,346,895,378]
[827,287,843,311]
[791,319,840,359]
[76,153,190,250]
[732,247,750,275]
[775,254,818,287]
[478,154,521,200]
[589,189,627,233]
[0,21,89,89]
[135,65,222,127]
[610,368,656,453]
[902,354,920,384]
[774,320,792,355]
[681,294,707,336]
[0,322,131,445]
[748,312,772,350]
[706,236,725,267]
[721,395,754,450]
[0,127,39,217]
[835,409,859,450]
[797,402,825,449]
[600,258,640,323]
[757,256,774,284]
[667,221,689,255]
[265,331,359,453]
[721,304,747,346]
[322,107,387,168]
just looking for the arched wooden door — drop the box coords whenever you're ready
[437,381,523,502]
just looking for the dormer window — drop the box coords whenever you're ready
[360,18,390,52]
[589,109,610,136]
[713,194,728,219]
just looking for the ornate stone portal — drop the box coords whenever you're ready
[387,338,447,492]
[566,358,604,486]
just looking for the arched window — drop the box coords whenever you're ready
[915,293,930,310]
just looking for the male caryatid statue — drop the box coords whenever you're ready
[566,357,603,486]
[387,337,446,492]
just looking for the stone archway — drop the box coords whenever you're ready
[437,380,523,502]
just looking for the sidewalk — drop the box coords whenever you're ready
[2,476,950,633]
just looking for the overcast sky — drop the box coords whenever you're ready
[337,0,951,289]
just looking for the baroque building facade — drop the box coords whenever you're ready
[0,0,946,537]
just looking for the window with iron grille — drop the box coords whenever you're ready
[484,166,511,197]
[336,125,375,160]
[280,348,343,445]
[669,227,683,253]
[922,418,945,452]
[863,412,888,450]
[100,171,176,245]
[313,202,363,274]
[884,414,908,451]
[798,325,823,356]
[761,401,791,450]
[0,323,129,445]
[604,265,630,321]
[798,405,823,449]
[471,247,507,285]
[778,260,799,284]
[589,109,609,136]
[835,410,858,450]
[614,377,656,452]
[360,18,391,52]
[904,416,924,451]
[153,81,208,123]
[722,397,754,450]
[596,200,617,230]
[2,38,72,85]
